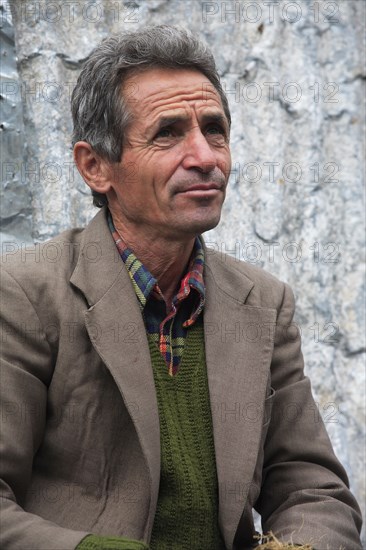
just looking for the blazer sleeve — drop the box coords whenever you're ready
[0,266,90,549]
[254,282,363,549]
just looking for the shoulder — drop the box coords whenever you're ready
[0,207,121,318]
[0,208,110,289]
[1,227,85,287]
[0,228,89,325]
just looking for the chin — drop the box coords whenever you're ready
[183,213,222,236]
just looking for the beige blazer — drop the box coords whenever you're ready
[0,207,362,550]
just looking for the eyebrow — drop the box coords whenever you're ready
[155,115,188,131]
[153,111,229,133]
[200,112,228,129]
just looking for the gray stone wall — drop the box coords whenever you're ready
[1,0,365,541]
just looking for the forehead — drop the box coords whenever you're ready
[122,67,225,121]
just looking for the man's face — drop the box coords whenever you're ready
[107,67,231,241]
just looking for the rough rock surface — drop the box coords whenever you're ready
[1,0,365,542]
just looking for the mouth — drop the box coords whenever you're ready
[178,183,223,195]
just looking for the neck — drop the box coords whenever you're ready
[111,213,196,309]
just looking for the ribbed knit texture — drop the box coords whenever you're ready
[149,317,226,550]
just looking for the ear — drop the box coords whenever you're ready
[73,141,112,195]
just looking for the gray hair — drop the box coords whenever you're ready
[71,25,231,207]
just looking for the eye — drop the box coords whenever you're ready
[205,124,228,144]
[152,126,181,148]
[154,128,173,139]
[206,124,226,136]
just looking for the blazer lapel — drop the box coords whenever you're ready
[70,208,160,537]
[204,249,277,549]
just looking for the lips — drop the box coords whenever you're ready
[179,183,222,193]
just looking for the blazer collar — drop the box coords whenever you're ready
[203,240,254,303]
[70,207,124,306]
[69,208,256,308]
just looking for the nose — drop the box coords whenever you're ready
[181,128,217,173]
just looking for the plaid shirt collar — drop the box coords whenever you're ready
[107,211,205,326]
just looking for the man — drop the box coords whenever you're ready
[0,25,362,550]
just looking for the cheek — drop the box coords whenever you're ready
[218,149,231,178]
[131,150,164,184]
[154,143,187,170]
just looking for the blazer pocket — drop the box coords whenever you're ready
[262,386,275,427]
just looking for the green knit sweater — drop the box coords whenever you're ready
[149,317,225,549]
[77,318,224,550]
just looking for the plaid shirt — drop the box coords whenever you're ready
[108,212,205,376]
